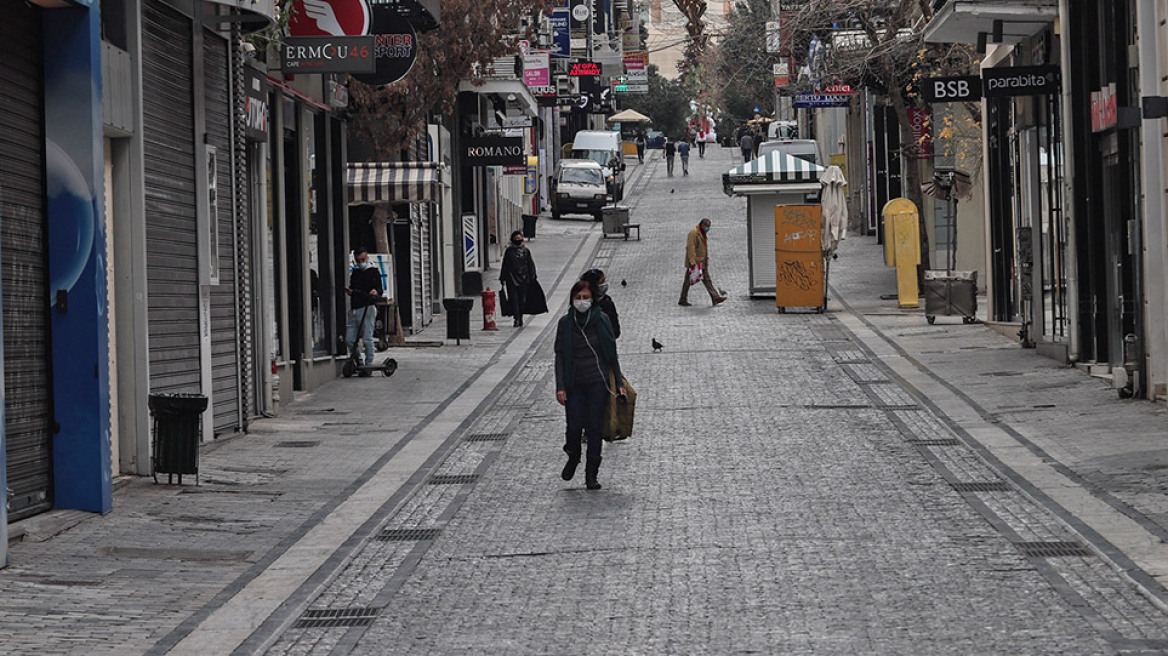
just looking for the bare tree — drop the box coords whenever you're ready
[779,0,978,269]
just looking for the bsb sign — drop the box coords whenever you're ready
[463,137,525,166]
[923,66,1059,103]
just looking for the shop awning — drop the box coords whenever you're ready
[923,0,1057,45]
[347,162,447,205]
[606,109,651,123]
[458,79,538,116]
[723,151,825,195]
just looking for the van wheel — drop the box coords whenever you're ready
[552,210,561,220]
[593,212,603,222]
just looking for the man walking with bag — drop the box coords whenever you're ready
[679,218,726,307]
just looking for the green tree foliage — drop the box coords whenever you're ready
[713,0,780,125]
[619,65,691,140]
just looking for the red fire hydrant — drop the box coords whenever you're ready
[481,287,498,331]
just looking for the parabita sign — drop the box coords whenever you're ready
[463,137,525,166]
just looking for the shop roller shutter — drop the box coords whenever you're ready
[142,0,201,394]
[0,3,53,521]
[204,30,241,435]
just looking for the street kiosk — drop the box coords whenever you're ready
[722,151,827,304]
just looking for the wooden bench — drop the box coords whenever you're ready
[623,223,641,241]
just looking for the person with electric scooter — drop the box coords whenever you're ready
[344,247,395,378]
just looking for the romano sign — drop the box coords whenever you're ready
[982,65,1060,98]
[463,137,524,166]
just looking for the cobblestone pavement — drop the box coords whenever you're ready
[257,148,1168,654]
[5,147,1168,654]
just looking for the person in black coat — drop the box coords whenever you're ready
[579,268,620,338]
[554,279,625,490]
[344,247,384,373]
[499,230,537,327]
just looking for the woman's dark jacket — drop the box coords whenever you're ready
[596,294,620,338]
[554,307,622,392]
[500,244,536,289]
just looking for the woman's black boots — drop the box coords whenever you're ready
[562,445,580,481]
[585,457,602,490]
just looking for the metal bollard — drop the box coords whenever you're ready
[481,287,498,331]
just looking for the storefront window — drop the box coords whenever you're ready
[305,108,328,357]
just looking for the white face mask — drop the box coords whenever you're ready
[358,261,373,270]
[573,299,592,314]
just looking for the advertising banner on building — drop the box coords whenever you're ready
[906,107,932,159]
[569,0,589,55]
[523,51,550,88]
[550,8,570,59]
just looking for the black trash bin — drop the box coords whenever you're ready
[443,297,474,344]
[148,393,208,485]
[522,214,538,239]
[461,269,483,295]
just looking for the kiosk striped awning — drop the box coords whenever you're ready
[348,162,446,205]
[723,151,824,190]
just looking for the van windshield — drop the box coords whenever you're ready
[759,143,817,165]
[570,149,612,168]
[561,168,604,185]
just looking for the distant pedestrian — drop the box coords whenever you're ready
[500,230,536,327]
[696,134,706,158]
[752,128,761,159]
[634,132,645,163]
[739,131,754,163]
[664,138,676,177]
[345,247,383,376]
[679,218,725,307]
[555,279,625,490]
[580,268,620,338]
[678,140,691,175]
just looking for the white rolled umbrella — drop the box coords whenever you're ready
[820,165,848,256]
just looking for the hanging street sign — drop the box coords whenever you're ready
[982,65,1060,98]
[922,75,982,103]
[792,93,851,108]
[281,36,377,74]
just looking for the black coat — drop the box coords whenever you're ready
[348,265,383,309]
[500,243,536,289]
[596,295,620,338]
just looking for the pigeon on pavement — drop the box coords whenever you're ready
[651,338,663,352]
[620,279,627,287]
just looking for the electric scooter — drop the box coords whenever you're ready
[342,304,398,378]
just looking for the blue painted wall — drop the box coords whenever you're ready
[42,3,111,514]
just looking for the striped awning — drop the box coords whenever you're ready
[722,151,825,195]
[347,162,447,205]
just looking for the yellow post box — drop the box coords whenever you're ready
[882,199,920,308]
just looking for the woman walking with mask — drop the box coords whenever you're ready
[554,280,625,490]
[579,268,620,338]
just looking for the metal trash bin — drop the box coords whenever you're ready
[461,269,483,296]
[522,214,538,239]
[148,393,208,485]
[923,270,978,324]
[602,205,630,237]
[442,297,474,344]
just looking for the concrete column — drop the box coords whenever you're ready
[1136,0,1168,397]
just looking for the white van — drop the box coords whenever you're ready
[550,159,611,221]
[757,138,821,166]
[568,130,626,200]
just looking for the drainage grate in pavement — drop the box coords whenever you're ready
[951,481,1014,493]
[373,527,443,542]
[464,432,510,442]
[428,474,479,485]
[907,438,961,447]
[293,607,380,629]
[802,404,920,410]
[273,440,320,448]
[1017,541,1094,558]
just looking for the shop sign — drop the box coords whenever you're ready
[523,51,550,88]
[792,93,850,108]
[288,0,371,36]
[463,136,525,166]
[502,115,533,128]
[569,61,601,76]
[351,11,419,86]
[550,8,570,58]
[907,107,932,160]
[1091,83,1117,132]
[820,83,854,95]
[982,65,1060,98]
[569,0,588,55]
[281,36,377,74]
[922,75,981,103]
[529,85,557,97]
[773,62,789,88]
[243,68,270,142]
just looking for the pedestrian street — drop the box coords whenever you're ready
[258,147,1168,655]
